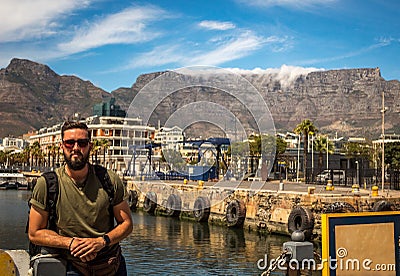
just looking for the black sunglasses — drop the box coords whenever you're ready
[63,139,90,149]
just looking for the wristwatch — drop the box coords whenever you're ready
[102,234,111,247]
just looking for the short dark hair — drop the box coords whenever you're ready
[61,121,91,140]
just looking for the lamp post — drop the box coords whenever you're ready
[297,134,300,182]
[381,91,387,191]
[355,160,359,185]
[311,134,314,181]
[326,136,329,170]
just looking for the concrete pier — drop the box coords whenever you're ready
[126,179,400,240]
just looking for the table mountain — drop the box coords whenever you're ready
[0,58,398,139]
[112,68,400,139]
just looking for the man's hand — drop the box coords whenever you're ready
[70,237,105,262]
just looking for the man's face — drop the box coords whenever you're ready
[61,128,91,171]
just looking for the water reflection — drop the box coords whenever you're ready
[122,211,292,275]
[0,191,320,275]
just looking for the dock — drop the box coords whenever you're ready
[126,178,400,240]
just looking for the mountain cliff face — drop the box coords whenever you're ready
[0,59,109,136]
[0,58,398,139]
[110,68,400,139]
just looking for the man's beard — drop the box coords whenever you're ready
[64,150,89,171]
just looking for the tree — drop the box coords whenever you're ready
[99,139,109,166]
[385,142,400,169]
[342,141,372,161]
[314,135,334,172]
[294,119,318,179]
[91,139,101,164]
[30,141,42,167]
[23,145,32,167]
[276,137,287,157]
[0,151,6,166]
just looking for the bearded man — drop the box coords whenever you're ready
[28,121,133,275]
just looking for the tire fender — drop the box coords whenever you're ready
[225,199,246,228]
[287,206,314,241]
[193,196,211,222]
[128,190,138,211]
[143,191,157,214]
[165,194,182,217]
[372,200,395,212]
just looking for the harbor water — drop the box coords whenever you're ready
[0,190,318,275]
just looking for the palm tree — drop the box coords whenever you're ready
[99,139,109,166]
[30,141,42,167]
[91,139,101,164]
[314,135,334,173]
[47,144,59,168]
[0,151,6,167]
[294,119,318,181]
[23,145,32,167]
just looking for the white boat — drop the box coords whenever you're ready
[0,170,28,190]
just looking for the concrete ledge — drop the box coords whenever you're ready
[4,250,30,276]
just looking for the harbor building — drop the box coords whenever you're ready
[28,115,155,174]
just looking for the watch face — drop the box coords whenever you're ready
[103,234,111,245]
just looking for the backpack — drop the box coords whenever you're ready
[26,165,115,257]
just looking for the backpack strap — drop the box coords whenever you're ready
[26,172,59,257]
[42,171,59,231]
[93,165,115,229]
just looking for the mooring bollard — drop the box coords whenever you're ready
[279,180,284,191]
[325,179,334,191]
[352,184,360,195]
[283,231,314,275]
[371,185,379,197]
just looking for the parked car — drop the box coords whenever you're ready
[316,170,345,183]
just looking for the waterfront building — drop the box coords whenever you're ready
[28,116,155,173]
[1,137,25,153]
[154,126,184,151]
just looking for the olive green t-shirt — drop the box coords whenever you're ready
[30,165,127,238]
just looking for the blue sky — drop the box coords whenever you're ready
[1,0,399,92]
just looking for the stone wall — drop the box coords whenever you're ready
[126,180,400,241]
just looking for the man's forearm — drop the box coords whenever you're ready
[29,229,73,250]
[106,219,133,245]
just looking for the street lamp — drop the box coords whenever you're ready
[381,91,387,191]
[355,160,359,185]
[326,135,329,170]
[297,134,300,182]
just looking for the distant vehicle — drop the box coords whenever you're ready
[316,170,345,183]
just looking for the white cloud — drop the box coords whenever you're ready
[198,20,236,31]
[236,0,337,9]
[123,30,292,70]
[187,31,265,65]
[124,46,182,69]
[0,0,91,42]
[228,64,324,87]
[58,6,168,54]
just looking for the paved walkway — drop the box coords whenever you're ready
[176,179,400,196]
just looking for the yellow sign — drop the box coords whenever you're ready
[321,211,399,275]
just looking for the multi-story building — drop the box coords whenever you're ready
[1,137,26,153]
[29,116,155,173]
[154,126,184,151]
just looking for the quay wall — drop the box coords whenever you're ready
[126,180,400,240]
